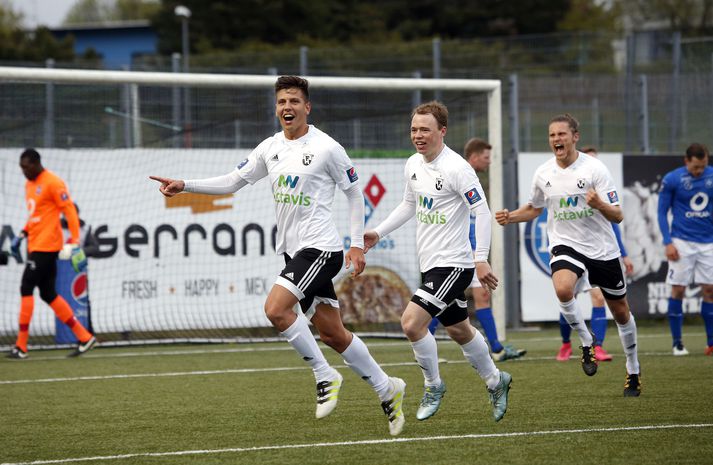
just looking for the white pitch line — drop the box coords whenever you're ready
[6,330,701,362]
[1,423,711,465]
[4,341,412,362]
[0,351,685,385]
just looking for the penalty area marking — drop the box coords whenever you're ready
[2,423,712,465]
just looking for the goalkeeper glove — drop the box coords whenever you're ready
[10,233,25,262]
[60,243,87,273]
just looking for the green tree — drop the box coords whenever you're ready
[557,0,620,32]
[152,0,573,55]
[64,0,160,25]
[617,0,713,34]
[0,4,76,61]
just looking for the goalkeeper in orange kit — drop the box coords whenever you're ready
[7,148,96,359]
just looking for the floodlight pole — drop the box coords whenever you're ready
[175,5,192,148]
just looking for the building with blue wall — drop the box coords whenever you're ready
[51,20,157,69]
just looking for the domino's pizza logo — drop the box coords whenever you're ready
[524,209,551,276]
[344,174,388,249]
[346,167,359,183]
[464,188,482,205]
[71,272,89,307]
[607,191,619,203]
[363,175,385,224]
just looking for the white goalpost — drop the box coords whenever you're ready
[0,66,504,346]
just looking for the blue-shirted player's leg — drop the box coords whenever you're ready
[589,288,612,361]
[701,285,713,355]
[428,318,440,335]
[557,313,572,361]
[668,295,687,355]
[470,286,526,362]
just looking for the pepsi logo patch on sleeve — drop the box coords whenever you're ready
[346,167,359,183]
[607,191,619,203]
[464,188,482,205]
[237,158,249,169]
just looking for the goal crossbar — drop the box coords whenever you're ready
[0,66,506,341]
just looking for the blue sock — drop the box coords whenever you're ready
[559,313,571,343]
[475,308,503,353]
[668,298,684,346]
[428,318,440,335]
[590,306,607,346]
[701,301,713,347]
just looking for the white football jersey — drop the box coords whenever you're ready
[237,125,360,256]
[403,145,488,271]
[529,152,620,260]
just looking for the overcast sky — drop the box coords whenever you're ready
[6,0,77,28]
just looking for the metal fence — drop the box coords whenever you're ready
[2,30,713,154]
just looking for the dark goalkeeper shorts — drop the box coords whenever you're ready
[276,248,343,319]
[410,266,474,326]
[550,244,627,300]
[20,251,59,302]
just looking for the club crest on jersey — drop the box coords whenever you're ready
[346,167,358,183]
[576,179,585,189]
[302,152,314,166]
[607,191,619,203]
[464,188,482,205]
[35,186,42,194]
[706,178,713,188]
[60,191,69,201]
[237,158,249,169]
[435,176,443,190]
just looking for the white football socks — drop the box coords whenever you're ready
[461,329,500,390]
[340,334,391,401]
[617,313,640,375]
[280,314,335,382]
[559,298,594,347]
[411,332,442,388]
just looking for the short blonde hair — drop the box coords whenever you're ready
[412,101,448,129]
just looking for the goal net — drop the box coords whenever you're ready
[0,67,502,347]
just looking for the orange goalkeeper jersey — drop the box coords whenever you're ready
[23,169,80,253]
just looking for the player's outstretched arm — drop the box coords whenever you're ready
[495,204,542,225]
[150,176,185,197]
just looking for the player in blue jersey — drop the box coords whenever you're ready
[556,146,634,362]
[657,142,713,356]
[428,138,526,362]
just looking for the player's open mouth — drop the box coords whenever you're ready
[283,114,295,122]
[553,143,564,153]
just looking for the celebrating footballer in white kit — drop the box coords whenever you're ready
[365,101,512,424]
[150,76,406,436]
[496,113,641,397]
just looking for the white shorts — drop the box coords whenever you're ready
[666,238,713,286]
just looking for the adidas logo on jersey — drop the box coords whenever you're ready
[545,181,552,187]
[424,282,434,289]
[617,281,623,286]
[272,154,279,160]
[285,272,295,280]
[411,173,417,180]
